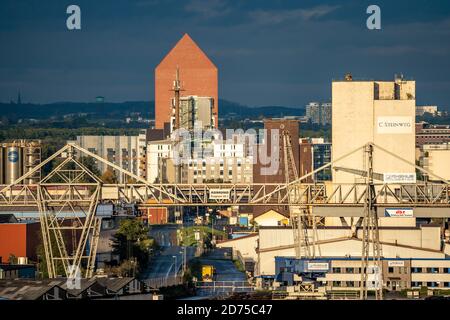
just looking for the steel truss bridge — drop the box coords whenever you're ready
[0,142,449,299]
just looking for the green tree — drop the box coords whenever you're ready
[112,219,157,274]
[36,231,67,278]
[101,169,118,183]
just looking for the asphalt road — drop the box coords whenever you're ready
[198,258,247,282]
[142,245,196,279]
[149,224,179,247]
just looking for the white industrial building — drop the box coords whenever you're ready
[68,131,147,183]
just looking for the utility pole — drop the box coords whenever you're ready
[360,143,383,300]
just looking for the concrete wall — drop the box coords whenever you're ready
[423,146,450,180]
[332,79,416,184]
[216,234,258,261]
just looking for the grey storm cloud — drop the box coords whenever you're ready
[0,0,449,108]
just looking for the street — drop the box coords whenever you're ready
[141,224,196,280]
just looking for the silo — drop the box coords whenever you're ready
[23,141,41,184]
[5,145,22,184]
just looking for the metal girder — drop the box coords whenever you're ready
[3,181,450,208]
[1,142,450,286]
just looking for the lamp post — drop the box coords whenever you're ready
[182,247,186,274]
[172,255,177,279]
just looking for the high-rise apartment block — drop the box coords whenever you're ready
[155,34,218,129]
[299,137,332,182]
[174,96,215,131]
[332,76,416,183]
[416,105,438,116]
[305,102,332,125]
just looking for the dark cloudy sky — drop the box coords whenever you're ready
[1,0,450,108]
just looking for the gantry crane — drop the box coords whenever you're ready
[282,130,312,259]
[1,140,450,302]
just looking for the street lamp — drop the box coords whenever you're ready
[181,248,186,274]
[172,255,177,279]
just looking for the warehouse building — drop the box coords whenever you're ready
[275,257,450,292]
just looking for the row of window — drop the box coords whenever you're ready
[411,267,450,274]
[411,282,450,288]
[330,281,450,288]
[332,267,450,274]
[188,162,247,167]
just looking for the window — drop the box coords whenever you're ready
[388,267,394,273]
[332,267,341,274]
[411,267,422,273]
[345,268,353,273]
[345,281,354,288]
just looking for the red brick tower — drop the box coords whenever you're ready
[155,33,218,129]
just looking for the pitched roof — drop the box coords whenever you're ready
[0,279,65,300]
[95,277,135,292]
[59,278,101,297]
[156,33,216,70]
[0,214,18,224]
[254,209,289,220]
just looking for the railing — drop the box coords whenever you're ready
[143,275,184,289]
[328,291,360,300]
[195,281,254,296]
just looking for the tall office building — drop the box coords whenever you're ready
[155,33,218,129]
[332,75,416,184]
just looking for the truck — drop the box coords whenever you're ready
[201,265,215,282]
